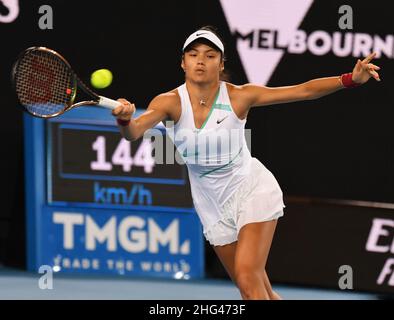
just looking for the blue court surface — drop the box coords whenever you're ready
[0,267,383,300]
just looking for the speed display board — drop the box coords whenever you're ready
[25,107,204,278]
[48,122,193,210]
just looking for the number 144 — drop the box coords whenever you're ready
[90,136,155,173]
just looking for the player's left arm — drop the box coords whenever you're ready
[240,52,381,108]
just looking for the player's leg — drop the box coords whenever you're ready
[213,238,281,299]
[262,269,282,300]
[212,242,237,284]
[234,219,278,300]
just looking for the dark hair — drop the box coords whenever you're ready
[182,25,230,81]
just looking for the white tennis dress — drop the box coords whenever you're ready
[165,81,285,246]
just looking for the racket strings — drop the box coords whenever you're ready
[14,50,75,117]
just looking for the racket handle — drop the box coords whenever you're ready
[97,96,122,110]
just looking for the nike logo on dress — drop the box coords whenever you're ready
[216,116,228,124]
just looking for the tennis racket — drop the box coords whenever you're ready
[11,46,122,118]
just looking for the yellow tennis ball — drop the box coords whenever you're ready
[90,69,113,89]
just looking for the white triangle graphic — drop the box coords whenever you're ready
[180,239,190,255]
[220,0,314,84]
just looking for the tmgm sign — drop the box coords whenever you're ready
[38,207,204,279]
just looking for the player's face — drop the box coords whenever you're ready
[182,43,223,84]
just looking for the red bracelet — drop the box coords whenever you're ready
[340,73,361,88]
[116,118,130,126]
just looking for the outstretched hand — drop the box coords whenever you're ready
[112,98,136,121]
[352,52,381,84]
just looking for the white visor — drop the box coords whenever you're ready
[182,30,224,54]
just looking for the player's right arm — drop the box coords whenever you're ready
[112,93,175,141]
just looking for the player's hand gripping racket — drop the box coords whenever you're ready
[11,46,122,118]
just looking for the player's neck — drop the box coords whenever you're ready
[186,80,220,107]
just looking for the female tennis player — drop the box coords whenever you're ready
[112,26,381,300]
